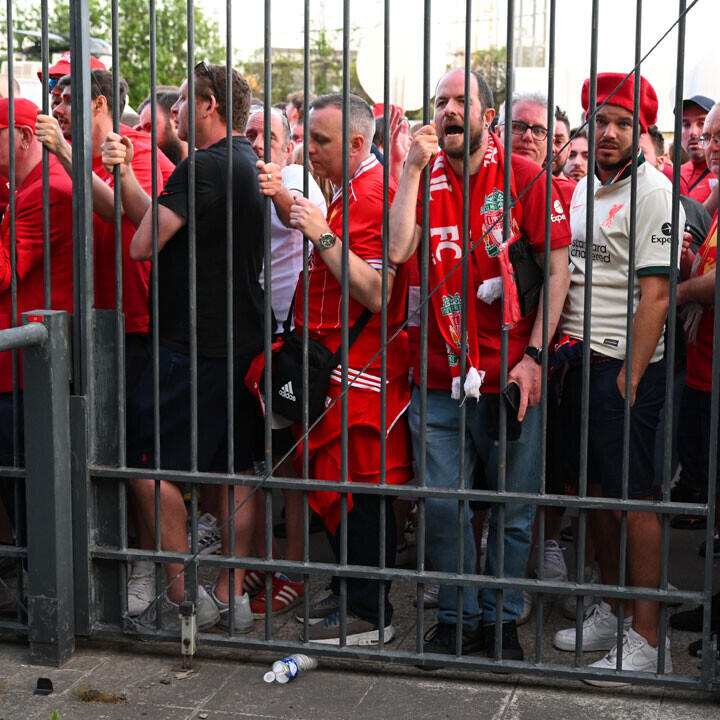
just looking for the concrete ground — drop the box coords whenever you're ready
[0,518,718,720]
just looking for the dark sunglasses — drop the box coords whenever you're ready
[194,60,219,99]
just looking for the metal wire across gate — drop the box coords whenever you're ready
[0,0,718,693]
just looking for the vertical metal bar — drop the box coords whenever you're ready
[110,0,128,625]
[70,0,95,447]
[150,0,161,475]
[300,0,311,640]
[338,0,351,648]
[225,0,236,641]
[6,0,18,477]
[701,180,720,687]
[616,0,644,663]
[498,0,515,659]
[575,0,600,667]
[454,0,473,657]
[377,0,390,651]
[40,0,51,310]
[659,0,687,676]
[22,311,74,666]
[536,0,557,663]
[263,0,274,640]
[416,0,431,653]
[148,0,163,631]
[185,0,199,602]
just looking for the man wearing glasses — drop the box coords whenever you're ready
[498,92,550,166]
[104,63,266,635]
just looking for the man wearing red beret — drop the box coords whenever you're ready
[552,72,683,683]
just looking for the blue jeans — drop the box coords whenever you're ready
[408,386,541,627]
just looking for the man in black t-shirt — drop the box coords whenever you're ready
[103,64,265,634]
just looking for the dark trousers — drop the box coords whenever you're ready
[327,493,396,625]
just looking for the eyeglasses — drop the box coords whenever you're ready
[698,132,720,149]
[194,60,219,99]
[48,77,58,92]
[507,120,548,141]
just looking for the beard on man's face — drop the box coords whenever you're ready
[439,122,484,159]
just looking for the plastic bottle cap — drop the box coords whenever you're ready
[263,671,276,683]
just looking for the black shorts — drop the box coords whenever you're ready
[678,384,720,495]
[126,345,263,473]
[559,358,665,499]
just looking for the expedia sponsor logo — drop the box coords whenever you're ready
[551,199,567,223]
[662,222,672,235]
[651,234,671,244]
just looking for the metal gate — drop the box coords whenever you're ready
[0,0,718,692]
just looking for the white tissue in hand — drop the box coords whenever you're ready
[476,276,502,304]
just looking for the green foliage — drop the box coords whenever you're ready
[1,0,223,109]
[49,712,60,720]
[471,46,507,111]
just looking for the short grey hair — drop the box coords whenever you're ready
[310,93,375,147]
[248,106,292,147]
[498,91,548,127]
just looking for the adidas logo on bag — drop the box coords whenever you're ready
[278,381,297,402]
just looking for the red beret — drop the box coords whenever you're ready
[581,72,658,131]
[0,98,39,131]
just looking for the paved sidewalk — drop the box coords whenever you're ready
[0,636,718,720]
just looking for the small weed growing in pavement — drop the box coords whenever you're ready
[73,685,128,704]
[49,712,60,720]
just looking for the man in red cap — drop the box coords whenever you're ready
[553,72,683,684]
[679,95,716,204]
[38,50,106,87]
[36,69,174,391]
[0,97,74,526]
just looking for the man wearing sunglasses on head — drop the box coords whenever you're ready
[103,62,267,635]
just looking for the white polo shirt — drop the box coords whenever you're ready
[559,160,683,363]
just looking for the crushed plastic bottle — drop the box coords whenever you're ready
[263,653,318,683]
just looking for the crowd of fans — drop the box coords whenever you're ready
[0,51,718,684]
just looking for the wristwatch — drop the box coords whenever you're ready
[524,345,543,365]
[316,232,337,250]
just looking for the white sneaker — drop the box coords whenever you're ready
[127,560,155,617]
[541,540,567,582]
[158,585,220,632]
[553,601,631,652]
[585,627,673,687]
[209,588,254,634]
[562,564,601,620]
[517,590,533,625]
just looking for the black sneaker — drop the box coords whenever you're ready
[670,592,720,633]
[688,636,720,659]
[698,534,720,559]
[420,622,484,667]
[483,620,524,661]
[670,515,707,530]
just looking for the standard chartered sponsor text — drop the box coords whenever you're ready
[570,238,611,263]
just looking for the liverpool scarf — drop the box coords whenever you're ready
[427,132,521,399]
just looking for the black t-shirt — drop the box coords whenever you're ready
[156,135,265,357]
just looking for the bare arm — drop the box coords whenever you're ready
[35,114,116,222]
[288,196,394,313]
[677,268,716,306]
[617,274,670,405]
[101,132,152,227]
[507,246,571,420]
[388,124,438,265]
[130,203,185,261]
